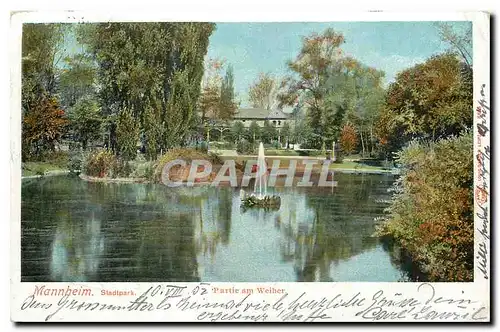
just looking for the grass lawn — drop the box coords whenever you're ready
[220,155,391,172]
[22,161,69,177]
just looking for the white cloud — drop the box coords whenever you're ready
[357,52,426,86]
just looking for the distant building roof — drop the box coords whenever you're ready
[234,108,289,120]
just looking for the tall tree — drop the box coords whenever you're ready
[22,23,66,113]
[248,72,278,109]
[376,53,473,155]
[79,22,216,152]
[247,120,261,143]
[67,96,102,150]
[230,121,245,143]
[219,64,238,120]
[278,28,359,149]
[435,22,473,69]
[58,53,97,109]
[22,96,68,160]
[280,122,291,148]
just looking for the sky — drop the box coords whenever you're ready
[205,21,472,107]
[61,21,472,107]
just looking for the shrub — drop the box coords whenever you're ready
[236,139,254,155]
[130,161,155,180]
[195,141,209,153]
[68,149,83,173]
[375,130,473,281]
[83,150,116,177]
[109,158,132,178]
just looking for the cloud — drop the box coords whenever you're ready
[357,52,426,86]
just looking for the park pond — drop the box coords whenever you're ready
[21,173,414,282]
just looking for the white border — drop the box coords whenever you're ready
[8,9,491,323]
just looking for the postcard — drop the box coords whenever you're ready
[10,10,490,322]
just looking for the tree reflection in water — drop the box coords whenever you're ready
[50,209,104,282]
[21,174,406,282]
[273,173,395,282]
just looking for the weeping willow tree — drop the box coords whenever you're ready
[79,22,216,154]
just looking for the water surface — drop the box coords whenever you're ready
[21,174,409,282]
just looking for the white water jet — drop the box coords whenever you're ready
[254,142,268,198]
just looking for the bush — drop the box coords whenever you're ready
[83,150,116,177]
[375,130,473,281]
[68,149,83,173]
[236,139,254,155]
[195,141,209,153]
[130,161,155,180]
[109,158,132,178]
[83,150,132,178]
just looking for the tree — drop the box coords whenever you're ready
[248,121,261,143]
[22,23,66,113]
[435,22,472,68]
[339,123,358,155]
[230,121,245,143]
[278,28,367,149]
[67,96,102,150]
[80,22,216,152]
[376,53,473,155]
[248,72,278,109]
[262,120,277,144]
[116,109,139,161]
[58,53,97,109]
[22,96,68,160]
[280,122,291,148]
[219,64,238,120]
[142,104,162,160]
[341,63,385,156]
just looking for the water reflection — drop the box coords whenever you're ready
[21,174,408,282]
[50,209,104,281]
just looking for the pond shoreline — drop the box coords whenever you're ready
[21,170,72,180]
[76,167,398,185]
[79,174,150,183]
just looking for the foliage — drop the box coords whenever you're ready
[280,122,291,146]
[248,72,278,109]
[130,161,155,180]
[22,96,68,160]
[339,123,358,154]
[278,28,346,147]
[68,148,83,173]
[82,149,133,178]
[199,59,238,139]
[230,121,245,143]
[247,121,261,143]
[58,53,96,108]
[219,64,238,120]
[236,139,254,155]
[278,28,385,154]
[142,105,162,160]
[435,22,472,68]
[116,109,139,161]
[80,22,215,152]
[376,53,472,156]
[22,23,66,113]
[376,130,473,281]
[67,96,102,150]
[83,150,116,177]
[261,120,277,144]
